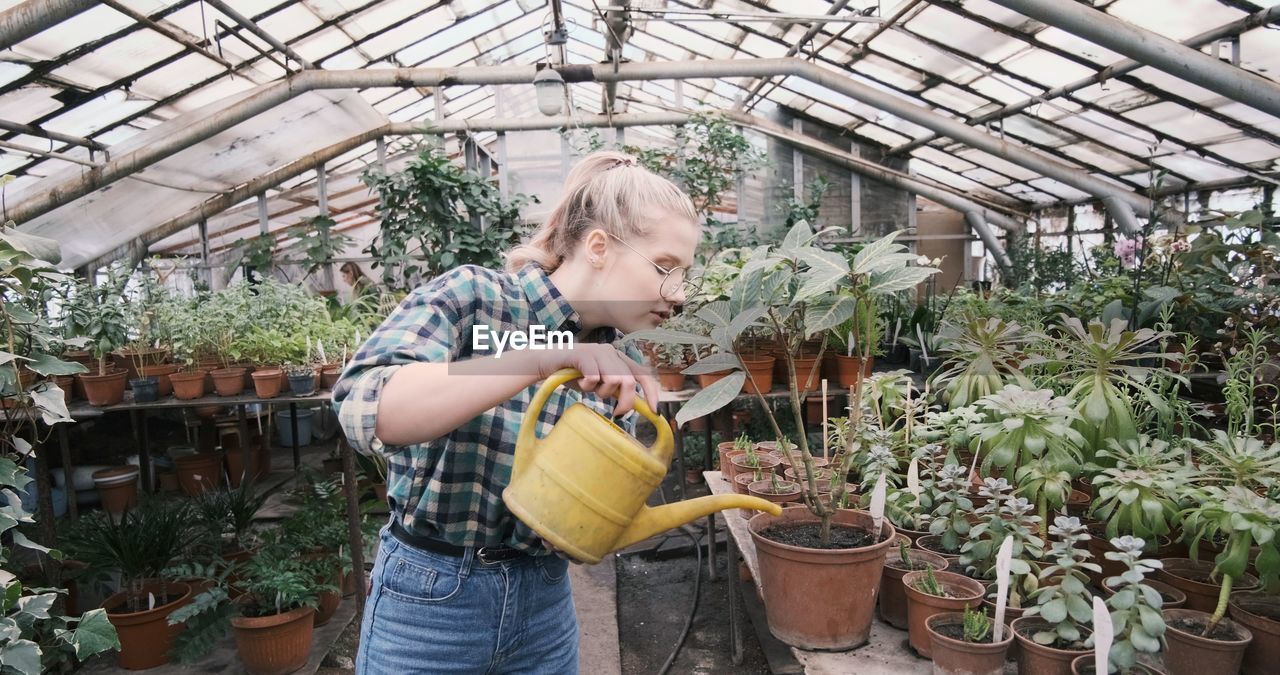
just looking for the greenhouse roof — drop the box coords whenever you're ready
[2,0,1279,268]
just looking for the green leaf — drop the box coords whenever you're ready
[682,353,741,375]
[15,593,55,620]
[1040,598,1067,623]
[621,329,712,345]
[695,301,733,328]
[779,220,814,253]
[726,306,768,342]
[0,639,41,675]
[675,371,745,427]
[803,295,857,336]
[23,352,87,376]
[0,228,62,265]
[12,532,60,559]
[66,609,120,659]
[28,383,71,425]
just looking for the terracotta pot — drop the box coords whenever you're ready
[657,366,686,392]
[732,472,758,495]
[1156,558,1259,613]
[833,354,874,389]
[92,466,139,515]
[224,441,258,489]
[880,547,949,630]
[782,466,833,482]
[78,369,127,406]
[373,483,388,503]
[1011,616,1091,675]
[1064,489,1091,518]
[740,355,776,394]
[231,605,315,675]
[211,367,247,396]
[1069,654,1159,674]
[1163,608,1252,675]
[1100,577,1187,609]
[791,355,822,394]
[902,569,985,657]
[113,347,167,383]
[1229,592,1280,675]
[746,478,802,518]
[804,394,837,425]
[716,443,740,477]
[916,533,962,562]
[169,370,207,400]
[320,365,341,390]
[104,581,192,670]
[730,453,780,482]
[893,524,932,547]
[928,612,1014,674]
[748,508,895,649]
[251,369,283,399]
[175,451,224,497]
[136,363,180,397]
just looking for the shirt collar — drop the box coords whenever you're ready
[517,263,582,333]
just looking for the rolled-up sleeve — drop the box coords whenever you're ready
[332,268,475,456]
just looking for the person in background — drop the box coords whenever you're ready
[340,261,377,301]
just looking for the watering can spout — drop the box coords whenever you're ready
[614,495,783,551]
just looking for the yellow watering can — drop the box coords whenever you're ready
[504,368,783,564]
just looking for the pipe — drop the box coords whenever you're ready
[987,0,1280,119]
[0,119,107,152]
[890,4,1280,157]
[964,211,1014,274]
[202,0,313,69]
[12,58,1154,229]
[0,0,96,50]
[1103,196,1142,236]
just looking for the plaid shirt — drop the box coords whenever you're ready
[333,263,640,554]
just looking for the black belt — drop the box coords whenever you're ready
[390,520,528,564]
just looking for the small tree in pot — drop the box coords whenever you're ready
[927,605,1014,675]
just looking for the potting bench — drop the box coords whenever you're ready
[706,471,940,674]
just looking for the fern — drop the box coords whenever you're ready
[168,588,237,662]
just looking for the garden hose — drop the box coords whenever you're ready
[656,522,704,675]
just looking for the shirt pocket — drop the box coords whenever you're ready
[383,556,465,604]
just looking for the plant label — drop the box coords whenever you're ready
[993,536,1014,642]
[869,474,887,542]
[1093,596,1113,674]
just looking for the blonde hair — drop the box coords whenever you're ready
[505,150,698,272]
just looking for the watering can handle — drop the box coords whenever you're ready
[512,368,669,483]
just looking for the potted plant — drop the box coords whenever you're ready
[719,432,751,478]
[927,605,1014,675]
[902,565,985,658]
[931,316,1035,409]
[174,446,226,498]
[1013,516,1100,675]
[632,225,937,649]
[881,539,948,630]
[1095,536,1167,674]
[279,477,350,624]
[1164,485,1272,673]
[961,479,1044,594]
[73,273,131,406]
[63,499,200,670]
[917,463,972,561]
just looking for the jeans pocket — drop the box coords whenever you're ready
[382,556,464,604]
[537,556,568,585]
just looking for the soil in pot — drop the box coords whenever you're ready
[730,453,781,479]
[916,533,962,562]
[902,570,986,658]
[746,478,802,518]
[748,508,895,650]
[880,547,949,630]
[104,581,192,670]
[1157,558,1260,613]
[1163,608,1252,675]
[758,522,874,549]
[928,613,1014,675]
[1229,592,1280,675]
[1012,616,1091,675]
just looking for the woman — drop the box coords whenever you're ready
[340,261,376,300]
[334,150,700,674]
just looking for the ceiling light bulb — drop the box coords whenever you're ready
[533,67,565,117]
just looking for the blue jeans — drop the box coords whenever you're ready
[356,526,578,674]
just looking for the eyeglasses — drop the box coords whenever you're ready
[606,233,689,302]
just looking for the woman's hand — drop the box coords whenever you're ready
[535,343,660,418]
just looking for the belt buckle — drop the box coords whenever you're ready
[476,547,500,564]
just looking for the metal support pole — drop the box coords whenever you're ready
[375,137,387,173]
[0,0,96,50]
[202,0,313,69]
[256,194,269,235]
[198,219,211,287]
[0,120,105,152]
[58,425,76,520]
[964,211,1015,275]
[988,0,1280,118]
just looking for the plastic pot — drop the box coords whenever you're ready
[231,605,315,675]
[211,367,247,396]
[902,569,986,658]
[833,354,874,389]
[129,377,159,403]
[880,547,949,630]
[1011,616,1091,675]
[1229,592,1280,675]
[251,369,283,399]
[136,364,180,397]
[657,366,686,392]
[169,370,207,400]
[928,612,1013,675]
[287,372,316,396]
[1156,558,1259,613]
[104,581,192,670]
[92,466,139,515]
[174,452,224,497]
[1163,608,1252,675]
[276,408,314,447]
[748,508,895,650]
[78,369,127,406]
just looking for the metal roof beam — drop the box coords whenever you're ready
[733,0,857,111]
[0,0,97,50]
[202,0,313,69]
[988,0,1280,119]
[891,3,1280,156]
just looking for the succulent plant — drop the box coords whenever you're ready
[1025,516,1101,647]
[1098,536,1165,672]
